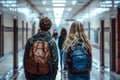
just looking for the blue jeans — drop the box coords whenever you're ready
[68,73,90,80]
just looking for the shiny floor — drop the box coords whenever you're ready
[0,47,120,80]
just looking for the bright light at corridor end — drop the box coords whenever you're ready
[53,8,64,27]
[52,0,66,27]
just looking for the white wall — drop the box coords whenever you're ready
[3,10,33,55]
[4,12,14,55]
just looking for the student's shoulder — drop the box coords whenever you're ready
[27,35,37,44]
[49,39,55,43]
[49,39,56,46]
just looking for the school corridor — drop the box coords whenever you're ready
[0,47,120,80]
[0,0,120,80]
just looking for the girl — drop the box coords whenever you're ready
[62,21,92,80]
[58,28,67,70]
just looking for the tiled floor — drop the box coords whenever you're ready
[0,47,120,80]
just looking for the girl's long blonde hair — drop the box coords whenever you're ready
[63,21,92,52]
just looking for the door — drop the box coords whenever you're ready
[110,18,116,72]
[0,14,2,57]
[13,18,18,75]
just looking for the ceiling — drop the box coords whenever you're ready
[0,0,93,28]
[0,0,120,28]
[27,0,91,27]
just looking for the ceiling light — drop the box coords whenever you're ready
[11,4,17,7]
[53,8,64,18]
[0,1,16,4]
[18,8,30,16]
[6,1,16,4]
[115,1,120,4]
[52,0,66,27]
[100,4,112,7]
[103,1,111,4]
[43,1,46,5]
[100,1,120,8]
[0,1,5,3]
[53,4,65,6]
[72,1,77,5]
[67,8,72,11]
[102,0,120,4]
[52,0,66,3]
[53,8,64,27]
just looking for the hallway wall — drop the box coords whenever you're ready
[79,10,111,51]
[2,10,33,55]
[4,11,14,55]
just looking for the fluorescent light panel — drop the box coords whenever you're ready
[53,8,64,27]
[18,8,30,16]
[101,1,120,7]
[100,4,118,7]
[6,1,16,3]
[52,0,66,3]
[115,1,120,4]
[52,0,66,27]
[72,1,77,5]
[53,4,65,6]
[0,1,16,3]
[53,8,64,18]
[43,1,46,5]
[103,1,111,4]
[102,0,120,4]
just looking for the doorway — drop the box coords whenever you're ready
[104,27,110,72]
[0,13,4,57]
[13,18,18,75]
[22,20,24,49]
[0,14,2,57]
[110,18,116,72]
[100,20,104,69]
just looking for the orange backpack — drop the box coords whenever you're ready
[26,39,51,75]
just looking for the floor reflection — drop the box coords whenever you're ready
[0,48,120,80]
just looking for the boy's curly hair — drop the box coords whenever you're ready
[39,17,52,31]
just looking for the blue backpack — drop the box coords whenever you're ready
[69,42,91,74]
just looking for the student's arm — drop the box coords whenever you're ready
[87,49,92,71]
[63,48,71,70]
[50,40,58,78]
